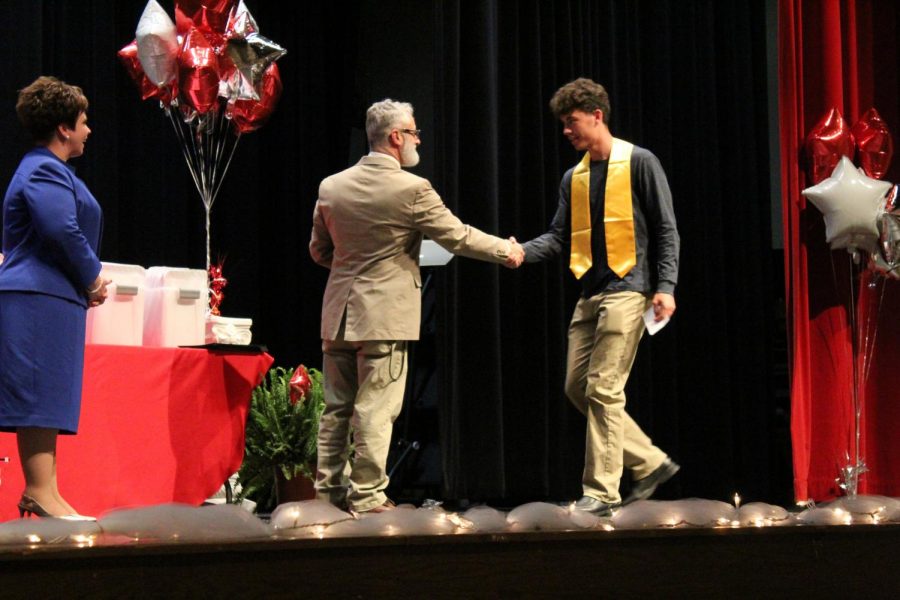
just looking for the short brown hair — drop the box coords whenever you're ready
[549,78,610,124]
[16,76,89,143]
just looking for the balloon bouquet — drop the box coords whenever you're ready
[801,107,896,496]
[118,0,286,310]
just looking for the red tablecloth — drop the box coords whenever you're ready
[0,345,273,521]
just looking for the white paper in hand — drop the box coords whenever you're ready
[643,306,669,336]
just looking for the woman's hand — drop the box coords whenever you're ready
[86,276,111,307]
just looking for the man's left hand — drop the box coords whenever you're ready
[651,292,676,322]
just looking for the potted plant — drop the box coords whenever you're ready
[237,365,325,512]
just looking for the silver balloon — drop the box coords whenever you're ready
[227,0,259,39]
[135,0,179,88]
[225,33,287,92]
[872,185,900,278]
[802,156,893,254]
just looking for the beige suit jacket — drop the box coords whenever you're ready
[310,153,511,341]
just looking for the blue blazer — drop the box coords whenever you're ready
[0,147,103,307]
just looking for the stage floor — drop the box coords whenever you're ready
[2,523,900,597]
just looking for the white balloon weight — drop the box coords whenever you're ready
[802,156,893,254]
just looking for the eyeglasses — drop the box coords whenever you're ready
[397,128,421,138]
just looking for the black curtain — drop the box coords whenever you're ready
[432,0,787,505]
[0,0,790,507]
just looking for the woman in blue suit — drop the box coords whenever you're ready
[0,76,109,519]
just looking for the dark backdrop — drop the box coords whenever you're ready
[0,0,791,506]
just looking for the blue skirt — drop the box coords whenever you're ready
[0,291,86,434]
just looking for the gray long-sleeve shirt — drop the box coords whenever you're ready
[523,145,679,298]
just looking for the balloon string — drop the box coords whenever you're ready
[167,108,203,200]
[207,110,219,207]
[186,119,203,201]
[861,274,885,388]
[827,251,863,494]
[207,106,228,211]
[212,108,230,202]
[194,119,209,211]
[210,132,242,212]
[167,102,242,270]
[846,254,862,485]
[206,205,211,273]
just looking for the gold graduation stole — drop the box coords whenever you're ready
[569,138,636,279]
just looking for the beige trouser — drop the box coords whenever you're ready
[316,322,408,512]
[565,290,668,504]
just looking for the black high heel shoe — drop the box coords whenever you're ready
[17,494,51,518]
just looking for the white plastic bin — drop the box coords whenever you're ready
[85,262,147,346]
[143,267,208,347]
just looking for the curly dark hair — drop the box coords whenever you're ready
[549,78,610,124]
[16,76,89,143]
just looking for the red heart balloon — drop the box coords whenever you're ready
[804,107,855,184]
[852,108,894,180]
[228,62,282,134]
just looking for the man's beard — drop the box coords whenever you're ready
[400,138,420,167]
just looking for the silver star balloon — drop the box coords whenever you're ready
[871,185,900,278]
[136,0,179,88]
[225,33,287,97]
[227,0,258,40]
[802,155,893,254]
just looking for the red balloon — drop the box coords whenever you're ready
[852,108,894,180]
[289,365,312,405]
[175,0,237,37]
[178,28,221,114]
[804,107,855,184]
[117,40,174,104]
[228,62,282,134]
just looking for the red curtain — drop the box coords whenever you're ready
[780,0,900,501]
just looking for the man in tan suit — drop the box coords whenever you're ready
[310,99,524,514]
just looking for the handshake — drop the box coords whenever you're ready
[504,236,525,269]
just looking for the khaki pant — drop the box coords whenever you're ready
[565,291,667,504]
[316,322,408,512]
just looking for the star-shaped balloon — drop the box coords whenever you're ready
[225,33,286,95]
[178,28,221,114]
[803,156,893,254]
[175,0,237,38]
[136,0,180,88]
[226,0,258,39]
[870,185,900,279]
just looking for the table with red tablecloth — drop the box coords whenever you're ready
[0,344,273,521]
